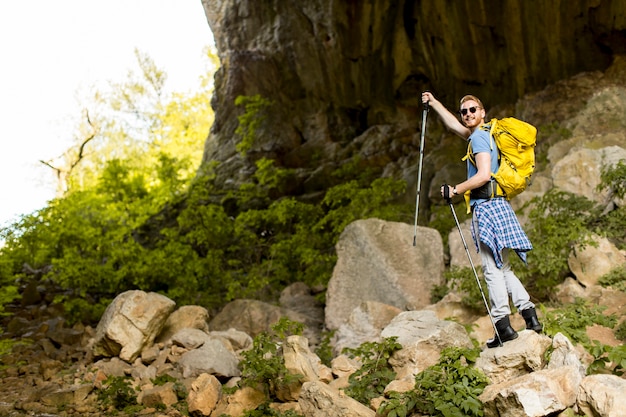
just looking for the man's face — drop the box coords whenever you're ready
[459,100,485,129]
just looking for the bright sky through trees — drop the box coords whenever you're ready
[0,1,214,226]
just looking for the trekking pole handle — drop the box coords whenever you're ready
[423,101,429,112]
[442,183,452,204]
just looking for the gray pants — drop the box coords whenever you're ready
[479,242,534,322]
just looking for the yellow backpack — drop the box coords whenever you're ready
[463,117,537,209]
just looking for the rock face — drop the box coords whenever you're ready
[199,0,626,199]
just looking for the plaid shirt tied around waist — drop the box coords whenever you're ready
[470,198,532,268]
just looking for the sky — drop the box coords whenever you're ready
[0,1,214,228]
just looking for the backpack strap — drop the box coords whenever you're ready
[461,122,495,165]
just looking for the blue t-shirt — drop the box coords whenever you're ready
[468,127,500,206]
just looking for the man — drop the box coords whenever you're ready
[421,91,542,348]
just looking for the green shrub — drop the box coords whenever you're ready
[598,160,626,200]
[239,318,304,400]
[518,190,596,299]
[314,329,335,368]
[593,160,626,249]
[97,376,139,411]
[540,298,625,375]
[587,341,626,376]
[343,337,403,406]
[598,265,626,292]
[0,149,408,320]
[240,403,304,417]
[442,266,488,312]
[615,320,626,341]
[378,346,488,417]
[235,94,274,156]
[0,285,19,316]
[541,298,616,346]
[427,203,468,251]
[54,295,109,326]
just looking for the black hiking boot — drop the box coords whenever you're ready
[486,316,518,348]
[521,307,543,333]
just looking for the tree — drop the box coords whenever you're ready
[42,47,217,195]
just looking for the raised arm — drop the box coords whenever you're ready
[421,92,471,140]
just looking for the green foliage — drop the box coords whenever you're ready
[240,403,304,417]
[518,190,596,299]
[152,374,188,399]
[326,178,407,230]
[430,283,449,304]
[0,285,19,316]
[0,45,405,324]
[540,298,625,376]
[378,346,488,417]
[429,203,469,250]
[235,94,274,155]
[541,292,626,376]
[587,341,626,376]
[0,337,32,360]
[440,266,488,312]
[534,122,572,171]
[239,318,304,400]
[593,160,626,249]
[541,298,616,347]
[314,329,335,367]
[343,337,403,406]
[54,295,109,326]
[97,376,139,411]
[615,320,626,341]
[607,345,626,376]
[598,160,626,200]
[598,265,626,292]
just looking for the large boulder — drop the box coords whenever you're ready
[577,374,626,417]
[325,219,444,330]
[381,310,473,379]
[92,290,176,362]
[480,365,582,417]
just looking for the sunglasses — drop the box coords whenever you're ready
[459,106,481,116]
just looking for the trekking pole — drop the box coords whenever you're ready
[413,102,429,246]
[443,184,502,347]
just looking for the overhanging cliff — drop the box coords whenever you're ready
[200,0,626,198]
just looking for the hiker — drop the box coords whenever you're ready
[421,91,542,348]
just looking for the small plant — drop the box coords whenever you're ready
[592,160,626,250]
[0,285,19,317]
[519,190,596,299]
[587,341,626,376]
[598,265,626,292]
[540,298,626,376]
[540,298,617,347]
[378,346,488,417]
[314,329,335,367]
[241,402,304,417]
[239,317,304,400]
[152,373,187,399]
[97,375,139,411]
[615,320,626,341]
[597,160,626,200]
[234,94,274,155]
[342,337,403,406]
[53,294,109,326]
[443,266,489,312]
